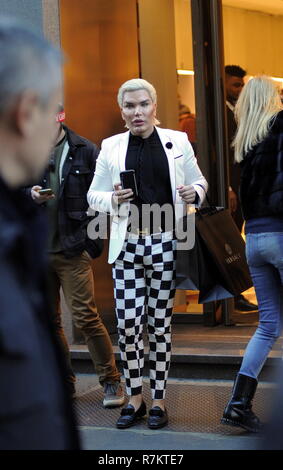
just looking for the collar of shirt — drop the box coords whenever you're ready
[129,127,158,146]
[226,100,235,112]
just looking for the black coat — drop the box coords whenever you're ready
[39,125,103,258]
[0,177,80,450]
[240,110,283,221]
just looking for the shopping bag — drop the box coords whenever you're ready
[176,206,253,303]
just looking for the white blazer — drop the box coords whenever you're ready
[87,127,208,264]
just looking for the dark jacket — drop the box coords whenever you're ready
[0,177,80,449]
[240,110,283,220]
[39,125,103,258]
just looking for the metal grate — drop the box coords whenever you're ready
[74,380,274,435]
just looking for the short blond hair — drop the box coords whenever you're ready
[117,78,160,125]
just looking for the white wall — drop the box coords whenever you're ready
[223,5,283,77]
[177,74,196,114]
[174,0,283,78]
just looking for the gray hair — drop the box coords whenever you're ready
[117,78,160,125]
[0,17,62,115]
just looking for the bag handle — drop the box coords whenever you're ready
[196,193,224,218]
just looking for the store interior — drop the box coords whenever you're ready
[174,0,283,320]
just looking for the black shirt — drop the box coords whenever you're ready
[125,128,174,233]
[47,133,67,253]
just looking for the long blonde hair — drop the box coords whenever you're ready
[233,76,282,163]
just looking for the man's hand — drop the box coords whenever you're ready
[177,184,196,203]
[31,185,55,204]
[229,188,237,213]
[112,183,134,204]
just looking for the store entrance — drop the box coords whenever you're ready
[60,0,283,331]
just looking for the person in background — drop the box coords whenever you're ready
[179,105,197,155]
[225,64,258,313]
[221,76,283,433]
[29,105,125,409]
[0,17,79,450]
[178,104,197,309]
[88,78,208,430]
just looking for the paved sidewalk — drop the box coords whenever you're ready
[74,374,267,451]
[79,424,261,451]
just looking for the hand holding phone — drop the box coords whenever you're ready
[31,186,55,204]
[113,183,134,204]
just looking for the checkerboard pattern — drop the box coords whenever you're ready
[112,232,177,399]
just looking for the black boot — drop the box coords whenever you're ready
[234,295,258,312]
[221,373,262,432]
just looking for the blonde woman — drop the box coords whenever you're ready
[221,76,283,432]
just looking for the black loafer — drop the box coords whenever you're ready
[148,406,168,429]
[116,401,147,429]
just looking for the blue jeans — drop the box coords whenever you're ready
[240,232,283,379]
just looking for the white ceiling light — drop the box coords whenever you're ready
[177,69,194,76]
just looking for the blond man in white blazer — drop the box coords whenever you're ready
[87,79,208,430]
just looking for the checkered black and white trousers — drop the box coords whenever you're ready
[112,231,177,400]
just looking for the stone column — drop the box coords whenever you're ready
[42,0,61,46]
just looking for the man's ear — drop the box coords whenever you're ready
[120,107,126,122]
[14,91,39,137]
[153,102,157,117]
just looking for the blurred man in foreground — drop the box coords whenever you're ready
[0,17,80,450]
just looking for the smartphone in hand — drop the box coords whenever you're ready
[120,170,138,198]
[38,188,54,196]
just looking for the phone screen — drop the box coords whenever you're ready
[39,188,54,196]
[120,170,138,198]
